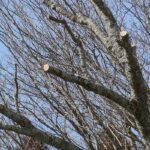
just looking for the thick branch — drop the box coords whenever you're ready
[0,105,33,128]
[43,64,130,111]
[91,0,150,145]
[91,0,117,28]
[0,105,81,150]
[43,1,150,139]
[43,0,107,39]
[0,123,81,150]
[43,0,126,74]
[119,31,148,101]
[14,64,20,113]
[91,1,148,100]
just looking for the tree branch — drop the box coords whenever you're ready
[47,15,87,70]
[91,0,150,145]
[43,0,107,39]
[42,0,126,74]
[0,105,81,150]
[14,63,20,113]
[43,64,130,111]
[0,105,34,128]
[0,122,81,150]
[91,0,148,100]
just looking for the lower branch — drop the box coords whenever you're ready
[0,104,81,150]
[0,122,81,150]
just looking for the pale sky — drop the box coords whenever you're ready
[0,42,9,65]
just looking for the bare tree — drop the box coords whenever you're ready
[0,132,48,150]
[0,0,150,149]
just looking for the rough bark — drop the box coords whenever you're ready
[0,105,81,150]
[43,64,130,111]
[91,0,150,147]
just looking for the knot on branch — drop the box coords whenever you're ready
[43,0,56,10]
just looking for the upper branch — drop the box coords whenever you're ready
[91,0,148,99]
[43,0,107,39]
[47,15,86,69]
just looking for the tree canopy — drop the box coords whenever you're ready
[0,0,150,149]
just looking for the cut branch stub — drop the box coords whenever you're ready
[43,64,50,72]
[120,31,128,40]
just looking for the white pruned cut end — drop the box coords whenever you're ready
[43,64,49,72]
[120,31,128,37]
[131,43,136,48]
